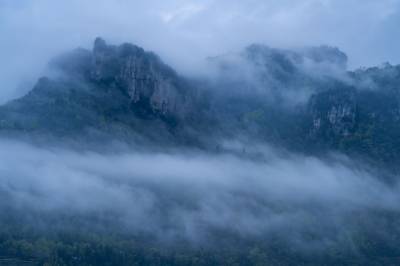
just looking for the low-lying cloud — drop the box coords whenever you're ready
[1,139,399,249]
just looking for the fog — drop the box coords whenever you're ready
[1,0,400,103]
[1,2,400,263]
[1,139,399,248]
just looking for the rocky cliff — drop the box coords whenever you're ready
[91,38,190,117]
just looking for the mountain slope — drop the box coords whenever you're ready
[1,38,400,166]
[0,38,200,146]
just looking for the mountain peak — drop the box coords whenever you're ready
[302,45,348,67]
[88,38,189,118]
[93,37,108,51]
[244,43,347,67]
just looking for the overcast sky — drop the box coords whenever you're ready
[1,0,400,103]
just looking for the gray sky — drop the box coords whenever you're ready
[1,0,400,103]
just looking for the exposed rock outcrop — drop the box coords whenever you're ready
[309,87,357,138]
[91,37,188,117]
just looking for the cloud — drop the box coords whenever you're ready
[0,139,399,248]
[1,0,400,103]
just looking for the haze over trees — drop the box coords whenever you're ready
[0,36,400,265]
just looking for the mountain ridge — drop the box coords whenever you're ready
[1,38,400,168]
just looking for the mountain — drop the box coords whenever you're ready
[0,38,200,147]
[1,38,400,167]
[2,38,400,265]
[207,44,400,167]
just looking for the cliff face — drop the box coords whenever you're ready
[90,38,188,118]
[305,67,400,163]
[309,87,357,138]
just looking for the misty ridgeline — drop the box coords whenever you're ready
[1,38,400,265]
